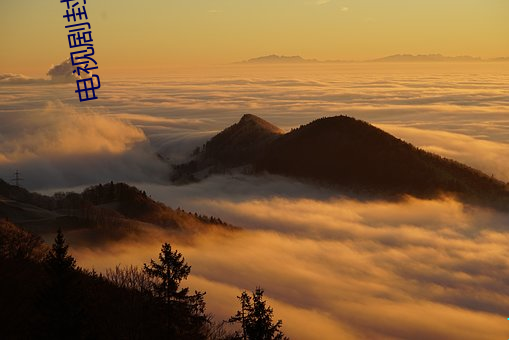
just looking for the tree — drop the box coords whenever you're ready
[105,264,152,292]
[40,228,85,340]
[45,228,76,274]
[144,242,208,339]
[229,288,288,340]
[0,221,44,260]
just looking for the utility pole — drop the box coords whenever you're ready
[11,170,23,187]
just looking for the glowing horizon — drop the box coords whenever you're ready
[1,0,508,76]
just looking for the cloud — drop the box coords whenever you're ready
[67,178,509,340]
[1,56,507,340]
[3,53,509,339]
[0,73,44,84]
[0,101,169,189]
[2,63,509,190]
[0,101,145,162]
[0,58,78,84]
[47,58,79,82]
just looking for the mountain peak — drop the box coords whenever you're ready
[237,114,283,134]
[201,114,282,166]
[239,113,261,123]
[173,114,509,211]
[171,115,283,176]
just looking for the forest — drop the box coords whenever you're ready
[0,221,288,340]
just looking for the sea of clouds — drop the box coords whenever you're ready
[72,191,509,339]
[2,63,509,186]
[2,62,509,339]
[2,63,509,187]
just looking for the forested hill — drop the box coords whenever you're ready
[0,180,234,236]
[173,114,509,210]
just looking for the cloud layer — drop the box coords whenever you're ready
[2,63,509,188]
[46,58,79,82]
[69,178,509,340]
[3,63,508,339]
[0,101,168,188]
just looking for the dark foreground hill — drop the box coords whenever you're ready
[0,220,211,339]
[0,198,283,340]
[0,184,241,338]
[173,114,509,210]
[0,180,234,238]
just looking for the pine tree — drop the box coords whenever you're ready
[230,291,251,340]
[45,228,76,275]
[144,243,190,303]
[40,228,84,340]
[144,242,207,339]
[229,288,288,340]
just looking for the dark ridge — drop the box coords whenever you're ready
[171,114,282,181]
[256,116,508,202]
[203,113,282,166]
[173,114,509,210]
[0,180,235,236]
[0,179,55,210]
[0,221,209,339]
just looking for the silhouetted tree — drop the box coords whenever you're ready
[105,264,152,292]
[144,242,208,339]
[229,288,288,340]
[45,228,76,274]
[39,228,85,339]
[1,224,217,339]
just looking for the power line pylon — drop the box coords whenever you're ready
[11,170,23,187]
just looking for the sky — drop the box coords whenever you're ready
[1,0,508,75]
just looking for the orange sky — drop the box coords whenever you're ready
[1,0,508,75]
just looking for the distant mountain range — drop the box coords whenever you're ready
[173,114,509,210]
[238,55,320,64]
[371,54,482,62]
[238,54,509,64]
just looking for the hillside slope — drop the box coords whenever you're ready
[172,114,282,181]
[174,114,509,209]
[0,180,234,237]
